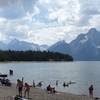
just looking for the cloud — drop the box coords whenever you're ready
[25,25,81,45]
[26,26,67,45]
[0,0,38,19]
[34,0,80,25]
[78,0,100,26]
[0,0,100,45]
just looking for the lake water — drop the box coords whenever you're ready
[0,61,100,97]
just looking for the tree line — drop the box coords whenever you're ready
[0,50,73,61]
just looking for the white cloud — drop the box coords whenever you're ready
[89,15,100,29]
[36,0,80,25]
[0,0,100,45]
[0,32,7,41]
[25,26,67,45]
[25,25,83,45]
[78,0,100,26]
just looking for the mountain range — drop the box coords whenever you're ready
[48,28,100,61]
[0,39,49,51]
[0,28,100,60]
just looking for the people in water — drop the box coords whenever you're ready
[63,82,69,87]
[37,81,43,87]
[89,84,94,98]
[33,80,35,87]
[68,81,76,84]
[56,80,58,86]
[22,77,24,83]
[63,81,76,87]
[9,69,13,76]
[16,79,23,97]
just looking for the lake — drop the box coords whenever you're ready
[0,61,100,97]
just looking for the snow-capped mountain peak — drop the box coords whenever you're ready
[80,35,88,43]
[48,28,100,60]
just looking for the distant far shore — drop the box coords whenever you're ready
[0,60,73,62]
[0,50,73,62]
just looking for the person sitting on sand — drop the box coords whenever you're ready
[16,79,23,97]
[47,84,52,91]
[24,82,30,98]
[1,77,6,86]
[47,84,56,93]
[89,84,94,98]
[52,87,56,93]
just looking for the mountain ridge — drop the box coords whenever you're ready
[0,39,49,51]
[0,28,100,60]
[48,28,100,60]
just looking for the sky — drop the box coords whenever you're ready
[0,0,100,45]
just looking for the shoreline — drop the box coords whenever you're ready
[0,61,99,64]
[0,61,73,64]
[0,83,99,100]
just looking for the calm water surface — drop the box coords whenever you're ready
[0,61,100,97]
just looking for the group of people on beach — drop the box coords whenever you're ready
[33,79,94,97]
[15,77,94,99]
[16,78,31,99]
[0,78,11,86]
[33,80,56,93]
[16,79,57,99]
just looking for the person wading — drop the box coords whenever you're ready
[89,84,94,98]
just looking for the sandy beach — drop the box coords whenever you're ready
[0,84,99,100]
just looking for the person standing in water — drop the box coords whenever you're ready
[33,80,35,87]
[56,80,58,86]
[89,84,94,98]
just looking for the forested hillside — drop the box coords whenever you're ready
[0,50,73,61]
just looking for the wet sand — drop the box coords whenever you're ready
[0,84,99,100]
